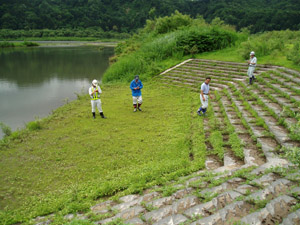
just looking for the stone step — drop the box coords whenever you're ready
[280,208,300,225]
[240,195,297,225]
[143,195,199,223]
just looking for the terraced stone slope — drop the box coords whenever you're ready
[34,59,300,225]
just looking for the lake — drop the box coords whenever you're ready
[0,45,114,138]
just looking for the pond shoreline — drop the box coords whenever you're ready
[0,40,118,48]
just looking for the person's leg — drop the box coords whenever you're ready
[91,100,96,118]
[137,96,143,111]
[133,96,137,112]
[96,99,106,119]
[202,95,209,116]
[198,94,204,115]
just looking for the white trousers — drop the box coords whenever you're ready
[247,67,255,78]
[91,99,103,113]
[133,96,142,105]
[200,94,209,109]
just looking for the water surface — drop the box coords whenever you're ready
[0,46,114,138]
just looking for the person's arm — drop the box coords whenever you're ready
[130,81,136,90]
[89,87,94,98]
[250,58,257,66]
[139,81,143,89]
[201,89,205,101]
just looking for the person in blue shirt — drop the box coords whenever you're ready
[130,75,143,112]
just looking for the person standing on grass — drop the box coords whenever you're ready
[130,75,143,112]
[197,77,212,116]
[89,79,106,119]
[247,51,257,85]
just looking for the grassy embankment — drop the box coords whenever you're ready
[1,11,300,224]
[0,83,206,224]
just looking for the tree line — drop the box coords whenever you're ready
[0,0,300,34]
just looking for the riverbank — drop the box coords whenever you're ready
[0,40,118,48]
[0,82,206,224]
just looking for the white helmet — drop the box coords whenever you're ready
[92,79,98,85]
[250,51,255,55]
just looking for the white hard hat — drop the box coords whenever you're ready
[92,79,98,85]
[250,51,255,55]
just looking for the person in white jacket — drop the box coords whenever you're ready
[247,51,257,85]
[89,79,106,119]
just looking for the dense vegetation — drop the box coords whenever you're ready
[0,0,300,35]
[103,12,300,84]
[103,12,239,82]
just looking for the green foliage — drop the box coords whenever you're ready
[228,133,244,159]
[0,122,12,137]
[1,0,300,33]
[283,146,300,168]
[0,41,14,47]
[143,10,193,34]
[287,42,300,66]
[103,13,239,83]
[26,120,42,131]
[209,131,224,160]
[0,28,130,40]
[238,30,300,61]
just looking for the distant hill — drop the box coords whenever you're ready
[0,0,299,33]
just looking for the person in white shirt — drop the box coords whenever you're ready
[247,51,257,85]
[89,79,106,119]
[197,77,212,116]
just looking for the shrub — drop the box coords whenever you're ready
[287,42,300,65]
[23,41,39,47]
[0,122,12,137]
[26,120,42,131]
[103,24,238,83]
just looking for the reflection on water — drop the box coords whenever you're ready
[0,46,114,138]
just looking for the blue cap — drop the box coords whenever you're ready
[135,75,139,80]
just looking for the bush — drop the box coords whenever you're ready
[0,41,15,47]
[0,122,12,137]
[23,41,39,47]
[103,22,238,83]
[287,42,300,65]
[26,120,42,131]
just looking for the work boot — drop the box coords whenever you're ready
[100,112,107,119]
[92,112,96,119]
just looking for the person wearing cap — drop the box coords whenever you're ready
[247,51,257,85]
[130,75,143,112]
[89,79,106,119]
[197,77,212,116]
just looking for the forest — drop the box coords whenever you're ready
[0,0,300,34]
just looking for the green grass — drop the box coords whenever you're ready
[196,45,300,71]
[0,41,39,48]
[0,82,206,224]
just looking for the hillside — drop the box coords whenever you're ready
[0,0,300,33]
